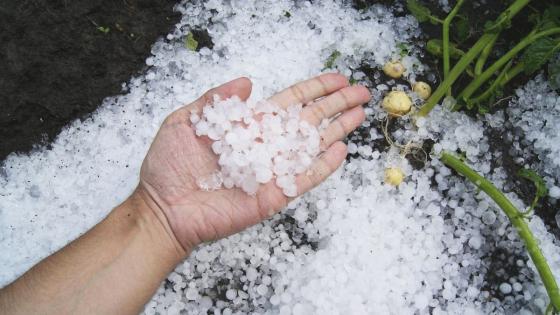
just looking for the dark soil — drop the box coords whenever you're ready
[487,127,560,239]
[0,0,180,161]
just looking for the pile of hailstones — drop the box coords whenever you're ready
[190,96,321,197]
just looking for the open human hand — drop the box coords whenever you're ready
[137,74,371,254]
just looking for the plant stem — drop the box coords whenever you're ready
[443,0,465,96]
[474,34,498,76]
[440,152,560,312]
[459,27,560,102]
[500,62,525,87]
[417,34,495,116]
[468,60,513,106]
[465,63,524,110]
[431,16,445,24]
[417,0,531,117]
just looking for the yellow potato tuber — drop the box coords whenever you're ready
[384,167,405,186]
[383,61,406,79]
[382,91,412,117]
[413,81,432,100]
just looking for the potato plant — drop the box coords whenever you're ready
[406,0,560,312]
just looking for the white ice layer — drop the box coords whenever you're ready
[192,96,320,197]
[1,0,560,315]
[502,75,560,198]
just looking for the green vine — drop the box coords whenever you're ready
[440,152,560,313]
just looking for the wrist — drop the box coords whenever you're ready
[0,187,191,315]
[128,186,191,260]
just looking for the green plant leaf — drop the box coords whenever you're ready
[185,32,198,51]
[323,50,341,69]
[529,12,541,27]
[406,0,438,24]
[518,168,548,199]
[426,39,464,58]
[548,53,560,90]
[484,10,513,33]
[521,37,560,74]
[453,16,470,43]
[540,5,560,30]
[97,26,110,34]
[465,98,476,110]
[397,42,410,57]
[477,103,490,114]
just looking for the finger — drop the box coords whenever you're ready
[188,77,253,113]
[301,85,370,126]
[255,180,290,220]
[255,141,347,219]
[295,141,347,195]
[319,106,365,151]
[268,73,349,108]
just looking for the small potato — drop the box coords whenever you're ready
[384,167,405,186]
[413,81,432,100]
[382,91,412,117]
[383,61,406,79]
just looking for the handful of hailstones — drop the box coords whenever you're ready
[191,96,321,197]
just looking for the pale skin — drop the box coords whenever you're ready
[0,73,371,315]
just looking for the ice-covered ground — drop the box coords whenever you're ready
[1,0,559,314]
[500,75,560,200]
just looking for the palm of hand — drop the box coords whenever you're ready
[139,75,370,252]
[140,108,285,250]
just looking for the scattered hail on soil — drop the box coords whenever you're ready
[499,75,560,199]
[1,0,559,314]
